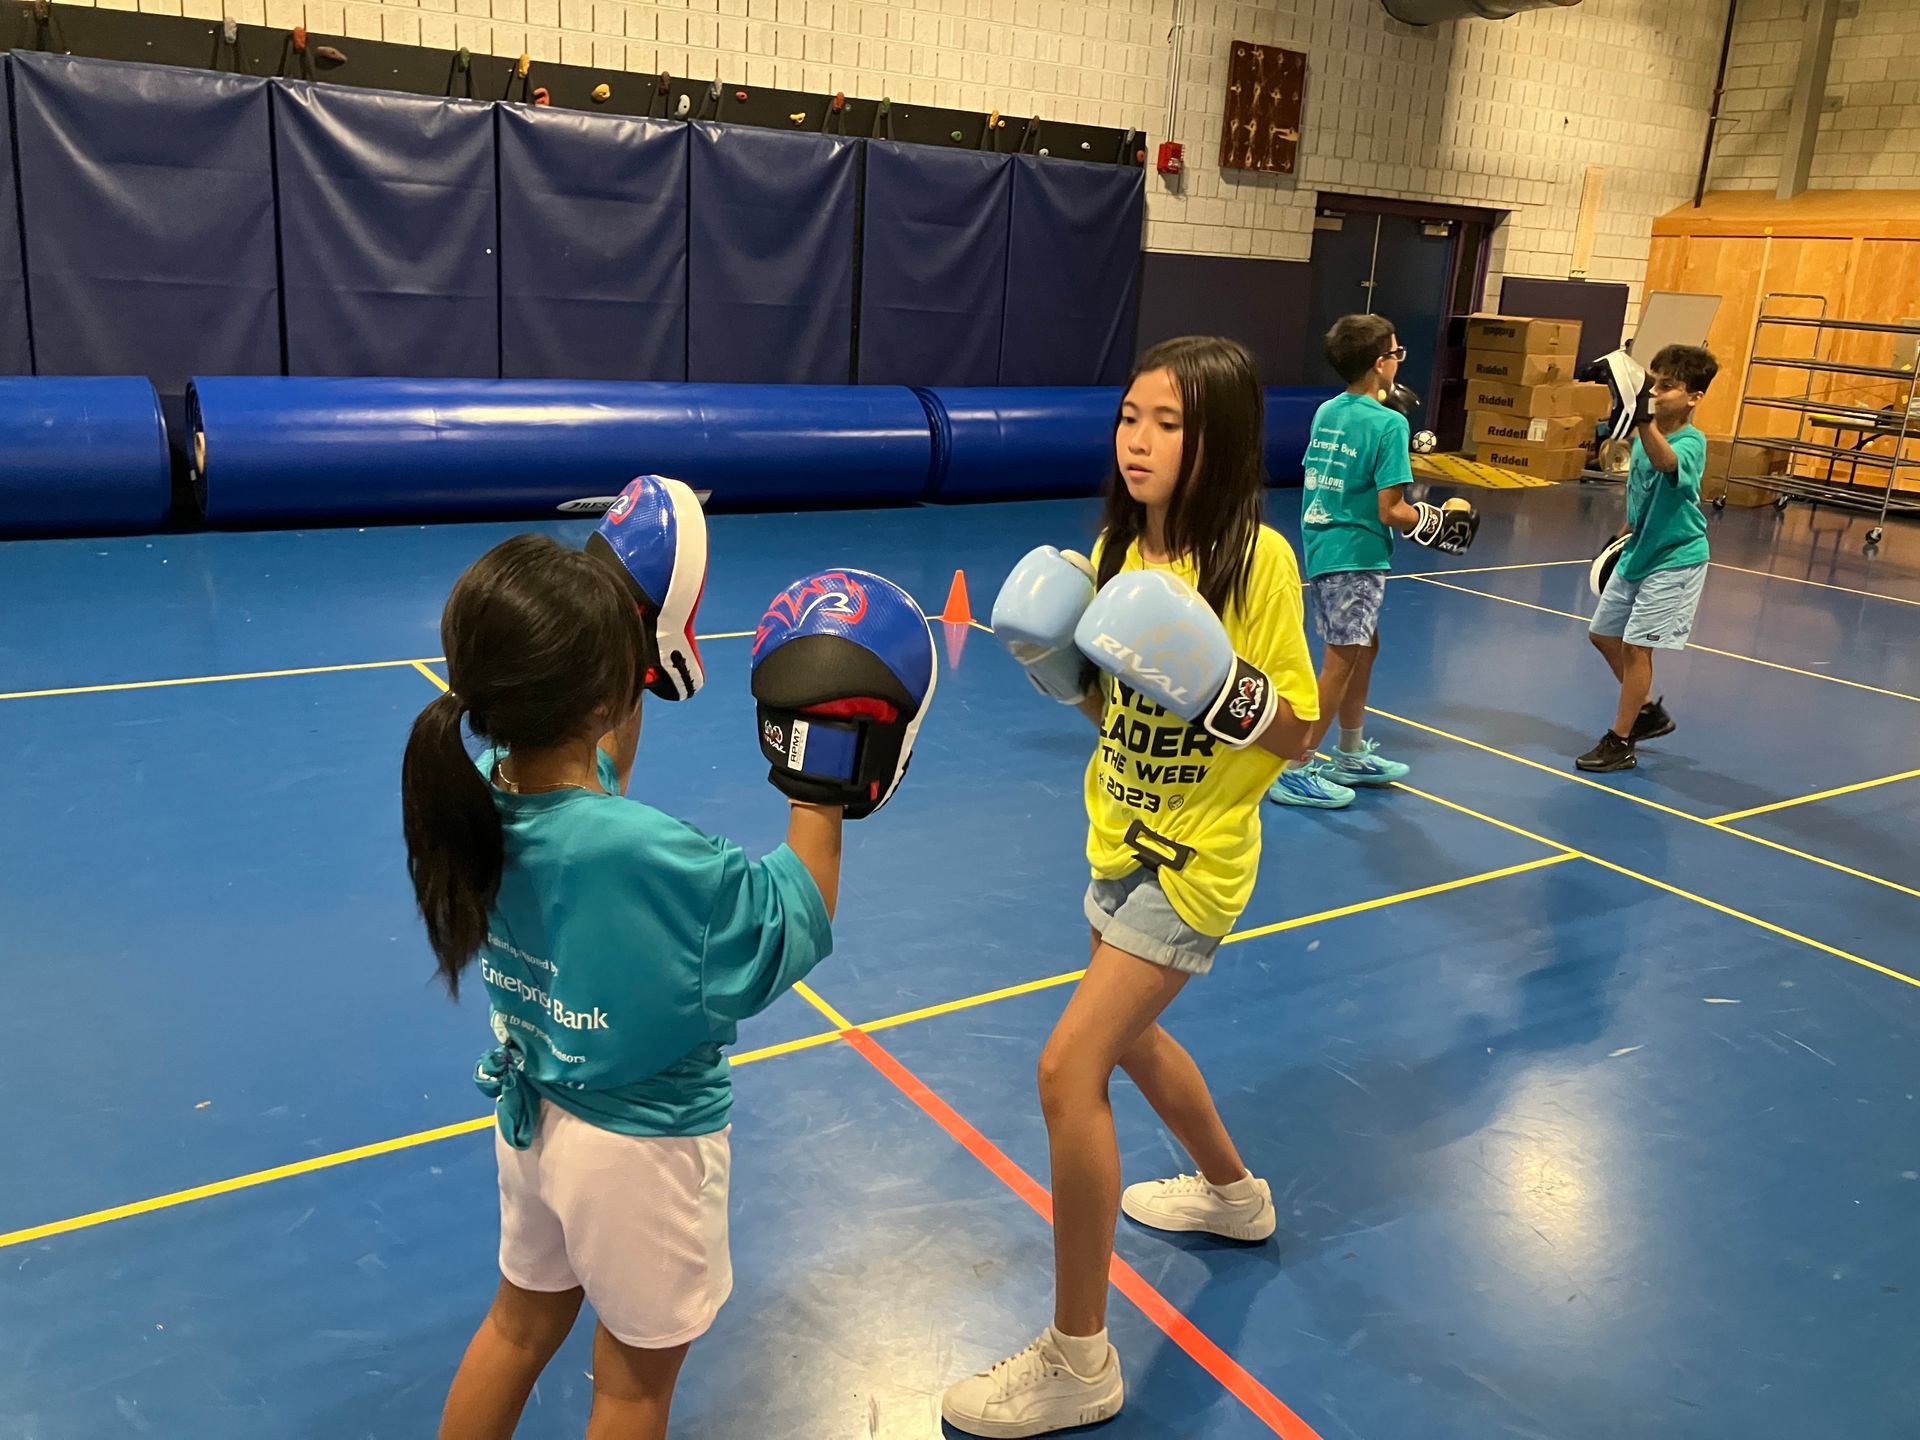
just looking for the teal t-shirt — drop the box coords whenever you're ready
[470,748,832,1146]
[1300,391,1413,578]
[1620,425,1709,582]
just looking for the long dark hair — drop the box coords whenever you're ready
[1095,335,1266,616]
[401,534,645,995]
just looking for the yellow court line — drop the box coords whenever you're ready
[411,660,449,692]
[1407,575,1586,620]
[1224,853,1576,942]
[1367,704,1703,825]
[861,970,1089,1033]
[1708,766,1920,825]
[791,980,858,1032]
[0,1028,837,1253]
[1387,558,1587,581]
[3,631,764,704]
[857,854,1576,1034]
[1710,561,1920,609]
[1682,643,1920,705]
[0,658,437,702]
[1392,782,1920,993]
[0,1116,498,1251]
[1411,576,1920,705]
[1369,705,1920,902]
[0,859,1557,1252]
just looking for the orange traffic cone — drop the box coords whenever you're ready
[940,569,973,625]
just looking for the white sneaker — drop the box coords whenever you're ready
[1120,1172,1276,1241]
[940,1330,1124,1437]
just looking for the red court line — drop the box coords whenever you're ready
[840,1026,1325,1440]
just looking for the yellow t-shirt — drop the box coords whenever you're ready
[1083,526,1319,937]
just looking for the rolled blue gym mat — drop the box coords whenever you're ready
[921,385,1325,501]
[0,377,173,536]
[919,387,1116,502]
[188,378,938,524]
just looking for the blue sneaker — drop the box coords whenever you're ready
[1328,739,1410,786]
[1266,761,1356,809]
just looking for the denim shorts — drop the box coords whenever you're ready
[1307,571,1387,647]
[1085,869,1222,976]
[1589,562,1707,651]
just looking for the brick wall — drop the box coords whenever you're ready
[1711,0,1920,192]
[75,0,1732,317]
[1156,0,1724,321]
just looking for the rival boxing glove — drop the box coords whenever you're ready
[991,546,1099,705]
[750,568,936,819]
[1073,570,1277,748]
[585,474,709,701]
[1403,497,1479,554]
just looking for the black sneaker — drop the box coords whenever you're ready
[1630,697,1675,744]
[1576,730,1637,772]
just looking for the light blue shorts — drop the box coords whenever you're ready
[1589,562,1707,650]
[1085,869,1221,976]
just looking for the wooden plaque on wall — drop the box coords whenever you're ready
[1220,41,1304,174]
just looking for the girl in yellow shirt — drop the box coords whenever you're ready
[950,336,1320,1436]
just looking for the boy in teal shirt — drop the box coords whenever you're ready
[1271,313,1465,808]
[1579,343,1719,772]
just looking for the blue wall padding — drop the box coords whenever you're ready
[922,385,1321,500]
[0,378,171,535]
[688,123,857,385]
[188,377,936,523]
[1263,388,1321,484]
[997,156,1143,387]
[856,144,1011,388]
[0,63,29,377]
[9,55,280,392]
[496,107,689,382]
[273,83,498,378]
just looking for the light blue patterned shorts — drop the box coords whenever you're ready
[1308,571,1387,647]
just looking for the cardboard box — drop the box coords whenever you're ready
[1463,313,1582,357]
[1471,410,1594,450]
[1704,435,1792,508]
[1467,379,1614,422]
[1475,440,1592,481]
[1465,349,1576,388]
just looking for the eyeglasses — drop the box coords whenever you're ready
[1383,346,1409,362]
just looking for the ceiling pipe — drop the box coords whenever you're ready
[1695,0,1740,207]
[1382,0,1581,23]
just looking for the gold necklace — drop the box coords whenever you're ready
[494,760,594,796]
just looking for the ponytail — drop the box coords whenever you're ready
[401,689,504,995]
[406,533,645,996]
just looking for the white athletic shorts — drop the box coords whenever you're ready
[496,1102,733,1349]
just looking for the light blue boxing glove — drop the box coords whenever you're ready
[991,546,1099,705]
[1073,570,1277,748]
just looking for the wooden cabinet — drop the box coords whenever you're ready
[1645,193,1920,499]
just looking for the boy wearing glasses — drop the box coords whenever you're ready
[1578,343,1719,773]
[1272,314,1437,808]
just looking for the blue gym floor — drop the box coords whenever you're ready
[3,484,1916,1439]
